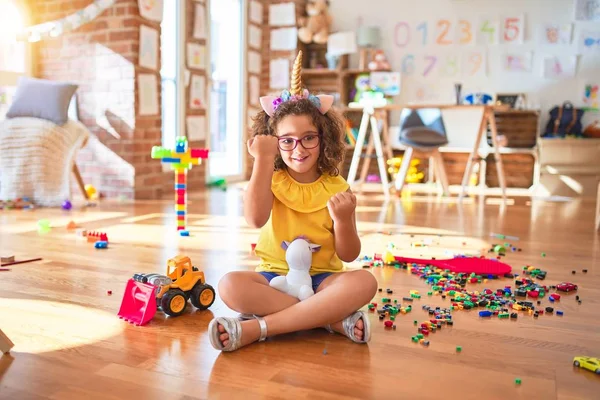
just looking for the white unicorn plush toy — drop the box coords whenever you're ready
[270,236,321,301]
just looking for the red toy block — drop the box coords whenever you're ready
[527,290,540,298]
[190,149,209,159]
[384,320,393,328]
[549,293,561,301]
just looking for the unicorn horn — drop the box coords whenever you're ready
[290,51,303,96]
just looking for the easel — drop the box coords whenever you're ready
[458,106,508,201]
[345,103,509,200]
[346,104,393,199]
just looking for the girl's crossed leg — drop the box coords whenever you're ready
[210,269,378,350]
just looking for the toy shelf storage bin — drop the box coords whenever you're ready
[486,110,539,148]
[538,137,600,197]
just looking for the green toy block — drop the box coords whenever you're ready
[494,245,506,253]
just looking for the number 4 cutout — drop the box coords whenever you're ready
[503,15,525,44]
[478,17,499,45]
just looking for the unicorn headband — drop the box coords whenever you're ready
[259,51,334,117]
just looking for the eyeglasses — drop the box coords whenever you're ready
[277,134,321,151]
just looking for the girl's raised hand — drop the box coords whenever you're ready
[247,135,280,160]
[327,192,357,224]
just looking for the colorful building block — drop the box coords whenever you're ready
[151,136,209,234]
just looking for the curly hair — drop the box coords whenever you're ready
[251,98,346,176]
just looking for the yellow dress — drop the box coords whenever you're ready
[254,169,350,276]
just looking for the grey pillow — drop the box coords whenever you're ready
[6,77,78,125]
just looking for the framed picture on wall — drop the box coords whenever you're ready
[495,93,526,109]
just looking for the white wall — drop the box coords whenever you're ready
[328,0,600,149]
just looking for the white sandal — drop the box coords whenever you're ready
[208,315,268,352]
[325,310,371,343]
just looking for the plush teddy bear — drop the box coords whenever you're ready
[298,0,332,45]
[368,50,391,71]
[269,237,321,301]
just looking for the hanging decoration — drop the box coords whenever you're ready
[16,0,116,43]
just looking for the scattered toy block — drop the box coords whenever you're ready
[76,229,87,237]
[1,256,15,264]
[0,328,14,354]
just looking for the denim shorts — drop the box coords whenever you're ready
[259,271,333,293]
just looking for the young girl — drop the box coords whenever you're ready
[208,51,378,352]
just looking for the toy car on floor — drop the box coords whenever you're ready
[556,282,578,292]
[573,356,600,374]
[118,255,216,325]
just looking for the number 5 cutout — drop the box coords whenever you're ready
[503,15,524,43]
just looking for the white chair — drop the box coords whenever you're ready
[0,117,90,206]
[394,108,450,195]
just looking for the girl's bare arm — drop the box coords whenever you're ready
[244,135,280,228]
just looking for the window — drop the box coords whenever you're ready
[0,0,26,74]
[160,1,183,149]
[209,0,244,179]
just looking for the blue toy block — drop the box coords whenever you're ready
[175,184,186,189]
[479,311,493,317]
[161,157,182,163]
[95,241,108,249]
[179,230,190,237]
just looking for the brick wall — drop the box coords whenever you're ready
[31,0,207,200]
[244,0,305,180]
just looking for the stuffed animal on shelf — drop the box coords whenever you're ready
[368,50,391,71]
[298,0,332,44]
[584,120,600,138]
[270,237,321,301]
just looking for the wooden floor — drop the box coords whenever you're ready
[1,187,599,399]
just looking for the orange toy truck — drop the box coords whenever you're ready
[118,255,215,325]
